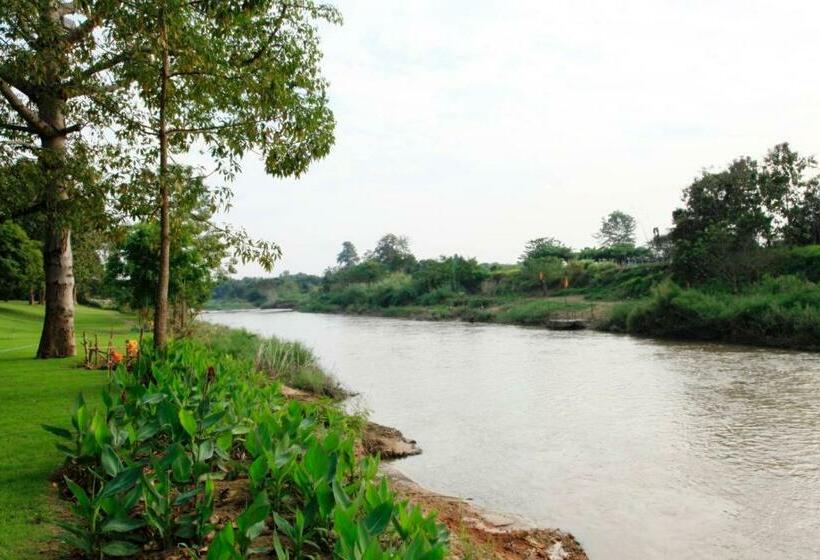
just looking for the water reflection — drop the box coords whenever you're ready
[204,311,820,559]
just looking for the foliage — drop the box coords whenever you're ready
[193,322,346,398]
[47,336,449,559]
[600,277,820,349]
[670,143,820,284]
[519,237,572,261]
[369,234,416,272]
[0,221,42,300]
[337,242,360,268]
[595,210,637,247]
[494,299,588,325]
[412,256,488,294]
[577,243,652,264]
[104,222,225,320]
[210,274,322,310]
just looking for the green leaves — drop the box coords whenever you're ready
[42,424,72,439]
[52,337,450,560]
[101,540,142,556]
[101,445,122,477]
[178,408,197,438]
[99,466,142,499]
[363,503,393,536]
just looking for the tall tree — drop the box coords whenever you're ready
[370,234,416,272]
[759,143,820,245]
[520,237,572,261]
[110,1,339,348]
[596,210,637,247]
[336,241,359,268]
[670,157,770,283]
[0,1,132,357]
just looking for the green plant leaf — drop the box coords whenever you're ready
[363,503,393,536]
[249,455,267,486]
[102,516,145,533]
[42,424,72,439]
[99,466,142,499]
[63,478,90,510]
[101,540,142,556]
[178,409,197,438]
[101,445,122,477]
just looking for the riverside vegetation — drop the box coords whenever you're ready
[209,144,820,351]
[1,302,452,559]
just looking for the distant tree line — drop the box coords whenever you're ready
[209,213,661,309]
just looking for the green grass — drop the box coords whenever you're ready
[0,302,136,560]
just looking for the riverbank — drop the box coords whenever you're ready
[298,295,614,330]
[0,302,587,559]
[195,323,589,559]
[282,383,588,560]
[294,283,820,351]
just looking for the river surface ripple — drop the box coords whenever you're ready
[203,310,820,559]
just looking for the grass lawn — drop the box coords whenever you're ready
[0,302,137,560]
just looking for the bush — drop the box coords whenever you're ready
[368,273,418,307]
[602,277,820,349]
[417,287,460,306]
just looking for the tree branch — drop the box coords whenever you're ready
[0,121,37,134]
[63,14,100,45]
[168,120,255,135]
[0,80,55,137]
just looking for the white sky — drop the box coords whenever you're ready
[220,0,820,276]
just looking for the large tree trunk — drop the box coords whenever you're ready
[153,11,171,350]
[36,102,75,358]
[37,224,75,357]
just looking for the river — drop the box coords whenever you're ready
[203,310,820,559]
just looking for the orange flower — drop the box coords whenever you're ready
[125,340,139,358]
[109,350,123,365]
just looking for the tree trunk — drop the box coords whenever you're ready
[37,224,75,357]
[36,95,75,358]
[153,11,171,350]
[29,287,35,305]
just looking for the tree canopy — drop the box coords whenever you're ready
[336,241,359,268]
[596,211,637,247]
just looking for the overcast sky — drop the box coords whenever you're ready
[220,0,820,276]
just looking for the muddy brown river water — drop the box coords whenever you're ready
[204,310,820,559]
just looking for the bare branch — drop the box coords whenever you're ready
[0,80,55,137]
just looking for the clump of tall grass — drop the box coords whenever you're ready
[193,322,346,398]
[254,337,346,398]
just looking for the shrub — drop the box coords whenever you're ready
[602,277,820,349]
